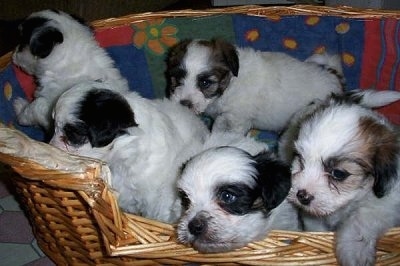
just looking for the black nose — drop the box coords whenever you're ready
[180,99,193,109]
[296,189,314,205]
[188,217,207,236]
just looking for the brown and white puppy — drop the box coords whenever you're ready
[165,38,343,135]
[283,90,400,266]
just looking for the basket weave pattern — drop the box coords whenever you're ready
[1,5,400,265]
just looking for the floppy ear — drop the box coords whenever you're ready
[372,135,399,198]
[213,38,239,77]
[30,26,63,58]
[79,89,138,147]
[253,152,291,211]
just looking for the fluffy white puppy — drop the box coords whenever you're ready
[13,9,128,131]
[284,90,400,265]
[177,141,300,253]
[49,81,209,223]
[165,38,343,134]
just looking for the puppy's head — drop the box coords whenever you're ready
[287,102,399,217]
[50,81,137,157]
[12,9,90,75]
[165,38,239,114]
[177,146,291,253]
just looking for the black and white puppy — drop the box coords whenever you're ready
[13,9,128,131]
[49,81,209,223]
[166,38,343,134]
[282,89,400,265]
[177,144,300,253]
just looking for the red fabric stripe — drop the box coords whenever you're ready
[360,19,381,89]
[95,25,134,47]
[12,65,35,101]
[377,19,397,90]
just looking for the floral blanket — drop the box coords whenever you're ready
[1,13,400,144]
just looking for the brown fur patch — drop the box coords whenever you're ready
[357,117,399,197]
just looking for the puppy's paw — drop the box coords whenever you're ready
[336,240,376,266]
[13,97,29,116]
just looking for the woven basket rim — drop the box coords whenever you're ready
[1,4,400,264]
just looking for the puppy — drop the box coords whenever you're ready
[278,89,400,163]
[13,9,128,131]
[284,90,400,265]
[177,143,300,253]
[49,81,209,223]
[165,38,343,134]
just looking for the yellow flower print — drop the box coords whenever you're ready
[4,82,12,101]
[283,38,298,50]
[305,16,320,26]
[245,29,260,42]
[132,19,178,55]
[336,22,350,34]
[342,52,355,66]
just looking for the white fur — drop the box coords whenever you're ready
[284,96,400,265]
[169,40,343,134]
[177,143,299,253]
[12,9,128,130]
[50,81,209,223]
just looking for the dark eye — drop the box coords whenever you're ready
[330,169,350,181]
[198,79,212,90]
[178,189,191,210]
[219,190,237,204]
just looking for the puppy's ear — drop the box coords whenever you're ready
[79,89,138,147]
[360,117,399,198]
[30,26,63,58]
[253,152,291,211]
[213,38,239,77]
[372,131,399,198]
[165,39,192,68]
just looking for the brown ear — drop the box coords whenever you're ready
[165,39,192,68]
[359,118,399,198]
[212,38,239,76]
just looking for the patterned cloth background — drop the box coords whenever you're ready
[1,13,399,144]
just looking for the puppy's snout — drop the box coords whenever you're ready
[296,189,314,205]
[180,99,193,109]
[188,216,207,236]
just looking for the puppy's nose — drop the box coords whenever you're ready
[188,217,207,236]
[180,99,193,109]
[296,189,314,205]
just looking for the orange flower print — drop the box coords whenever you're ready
[342,52,355,66]
[4,82,12,101]
[283,38,298,50]
[305,16,320,26]
[245,29,260,42]
[132,19,178,55]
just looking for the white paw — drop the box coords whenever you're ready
[13,97,29,116]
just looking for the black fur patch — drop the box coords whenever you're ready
[253,152,292,211]
[65,89,138,148]
[215,183,260,215]
[18,16,63,58]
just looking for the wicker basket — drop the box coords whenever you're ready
[1,5,400,265]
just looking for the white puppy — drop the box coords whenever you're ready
[13,9,128,131]
[165,38,343,134]
[177,141,300,253]
[283,90,400,265]
[49,81,209,223]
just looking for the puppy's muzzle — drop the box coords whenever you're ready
[188,216,208,236]
[296,189,314,205]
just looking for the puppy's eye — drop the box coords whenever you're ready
[219,190,237,204]
[198,79,213,90]
[329,169,350,181]
[178,189,191,210]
